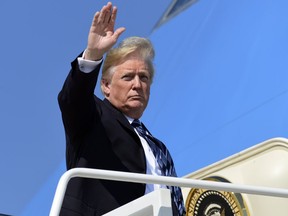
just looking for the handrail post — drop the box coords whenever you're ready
[50,170,74,216]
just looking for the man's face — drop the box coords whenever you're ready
[102,55,151,119]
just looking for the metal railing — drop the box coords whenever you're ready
[50,168,288,216]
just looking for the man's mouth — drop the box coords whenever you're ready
[129,95,143,100]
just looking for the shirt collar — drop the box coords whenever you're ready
[125,115,138,124]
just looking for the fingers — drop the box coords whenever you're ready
[110,6,117,26]
[98,2,113,24]
[92,11,100,25]
[91,2,119,31]
[88,3,125,46]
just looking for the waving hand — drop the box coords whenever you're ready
[85,2,125,60]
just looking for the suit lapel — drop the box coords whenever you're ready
[102,99,146,173]
[103,98,136,133]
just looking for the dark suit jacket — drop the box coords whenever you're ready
[58,57,147,216]
[58,56,180,216]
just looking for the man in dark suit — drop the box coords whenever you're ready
[58,2,185,216]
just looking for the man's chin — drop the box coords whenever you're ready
[126,101,146,113]
[128,102,145,110]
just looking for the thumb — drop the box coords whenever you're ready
[113,27,126,40]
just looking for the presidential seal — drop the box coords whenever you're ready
[185,177,249,216]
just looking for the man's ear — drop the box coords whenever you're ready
[101,78,111,97]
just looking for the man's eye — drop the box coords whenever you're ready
[122,75,132,80]
[140,75,149,82]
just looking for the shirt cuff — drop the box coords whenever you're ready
[77,50,102,73]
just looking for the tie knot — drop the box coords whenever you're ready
[131,119,141,128]
[131,119,147,137]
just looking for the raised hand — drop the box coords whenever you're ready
[85,2,126,60]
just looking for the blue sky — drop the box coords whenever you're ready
[2,0,288,215]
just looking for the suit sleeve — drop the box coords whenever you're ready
[58,55,103,143]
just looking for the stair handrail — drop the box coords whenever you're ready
[50,168,288,215]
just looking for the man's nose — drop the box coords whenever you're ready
[132,76,141,88]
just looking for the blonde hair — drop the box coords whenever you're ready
[101,37,155,81]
